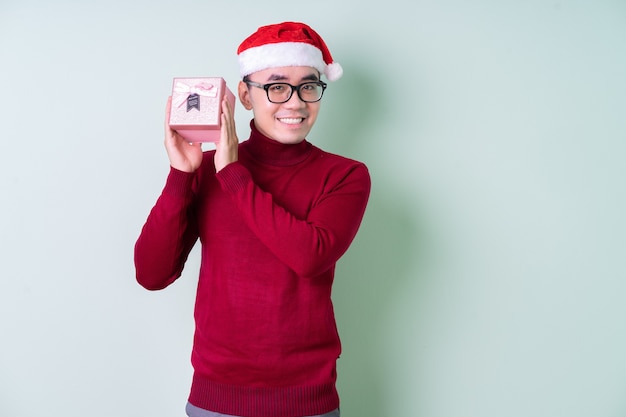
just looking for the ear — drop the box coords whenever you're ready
[238,80,253,110]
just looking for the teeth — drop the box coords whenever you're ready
[279,118,303,124]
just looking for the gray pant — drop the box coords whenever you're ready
[185,402,340,417]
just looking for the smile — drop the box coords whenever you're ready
[278,117,304,125]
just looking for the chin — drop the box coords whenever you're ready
[274,135,307,145]
[273,126,311,144]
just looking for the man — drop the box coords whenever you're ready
[135,21,371,417]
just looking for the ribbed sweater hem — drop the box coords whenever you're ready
[188,373,339,417]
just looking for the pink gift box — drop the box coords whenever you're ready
[168,77,236,143]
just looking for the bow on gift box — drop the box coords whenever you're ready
[172,81,217,111]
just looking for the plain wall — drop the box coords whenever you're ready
[1,1,625,416]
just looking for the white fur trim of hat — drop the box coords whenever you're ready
[237,22,343,81]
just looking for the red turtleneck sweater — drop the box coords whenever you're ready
[134,121,371,417]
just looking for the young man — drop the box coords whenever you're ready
[134,22,371,417]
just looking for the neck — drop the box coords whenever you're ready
[243,120,313,166]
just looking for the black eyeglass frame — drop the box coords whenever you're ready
[244,80,328,103]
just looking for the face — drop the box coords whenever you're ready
[238,66,322,145]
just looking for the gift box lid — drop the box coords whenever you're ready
[169,77,230,128]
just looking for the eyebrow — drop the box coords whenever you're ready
[266,73,320,82]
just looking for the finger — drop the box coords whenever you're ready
[221,96,231,123]
[220,98,230,143]
[223,98,237,140]
[219,112,228,148]
[165,96,173,130]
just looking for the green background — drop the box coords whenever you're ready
[1,1,625,416]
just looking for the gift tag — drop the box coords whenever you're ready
[187,93,200,112]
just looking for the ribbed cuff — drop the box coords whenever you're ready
[215,162,252,194]
[163,166,196,199]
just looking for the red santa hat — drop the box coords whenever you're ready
[237,21,343,81]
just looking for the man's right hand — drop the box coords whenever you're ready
[164,96,203,173]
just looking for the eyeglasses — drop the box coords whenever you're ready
[245,80,327,103]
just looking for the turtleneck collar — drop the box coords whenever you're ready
[241,120,313,167]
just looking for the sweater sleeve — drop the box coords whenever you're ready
[216,160,371,278]
[134,167,200,290]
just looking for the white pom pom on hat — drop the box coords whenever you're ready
[237,21,343,81]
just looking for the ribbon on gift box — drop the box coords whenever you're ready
[172,81,218,110]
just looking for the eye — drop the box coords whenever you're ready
[269,84,287,92]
